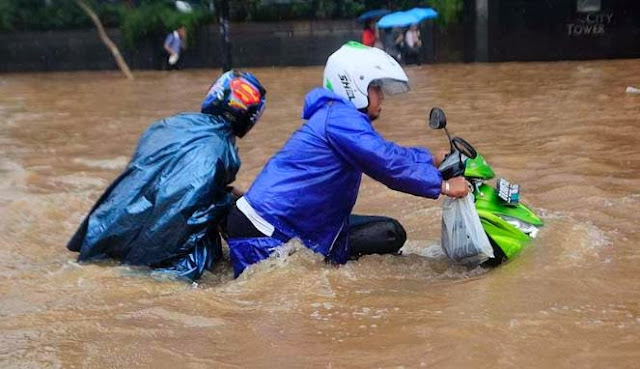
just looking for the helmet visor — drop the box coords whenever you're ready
[371,78,410,96]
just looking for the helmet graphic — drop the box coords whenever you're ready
[323,41,409,110]
[201,70,267,138]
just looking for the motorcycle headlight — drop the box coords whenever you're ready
[497,215,539,238]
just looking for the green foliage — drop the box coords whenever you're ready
[358,0,463,25]
[0,0,125,32]
[234,0,460,23]
[120,1,209,48]
[120,2,163,47]
[0,0,462,35]
[0,0,15,32]
[237,0,365,22]
[428,0,463,26]
[0,0,212,42]
[1,0,81,31]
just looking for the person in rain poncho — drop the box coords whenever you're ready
[225,42,468,277]
[67,70,267,280]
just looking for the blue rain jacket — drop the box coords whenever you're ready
[240,88,442,267]
[67,113,240,280]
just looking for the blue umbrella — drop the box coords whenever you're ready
[376,11,421,29]
[357,9,391,23]
[406,7,439,21]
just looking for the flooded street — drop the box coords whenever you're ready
[1,59,640,368]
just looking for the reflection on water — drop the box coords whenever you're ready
[1,60,640,368]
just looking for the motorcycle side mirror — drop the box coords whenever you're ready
[428,107,447,129]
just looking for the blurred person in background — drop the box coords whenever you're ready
[404,24,422,65]
[362,19,377,47]
[383,27,405,62]
[163,25,187,70]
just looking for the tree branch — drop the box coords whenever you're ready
[75,0,134,80]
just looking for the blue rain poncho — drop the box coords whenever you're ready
[231,88,442,274]
[67,112,240,280]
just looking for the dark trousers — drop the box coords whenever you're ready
[404,47,421,65]
[224,206,407,259]
[164,54,182,71]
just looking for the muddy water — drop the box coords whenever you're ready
[1,60,639,368]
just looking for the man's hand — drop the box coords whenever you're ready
[441,176,469,198]
[434,149,449,168]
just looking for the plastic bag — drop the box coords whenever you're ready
[441,192,494,265]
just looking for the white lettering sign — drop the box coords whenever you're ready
[567,12,613,36]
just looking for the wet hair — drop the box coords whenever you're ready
[363,19,375,30]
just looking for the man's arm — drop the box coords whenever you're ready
[163,34,175,55]
[325,111,442,198]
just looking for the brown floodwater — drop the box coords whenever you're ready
[1,60,639,368]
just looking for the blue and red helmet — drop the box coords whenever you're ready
[201,70,266,138]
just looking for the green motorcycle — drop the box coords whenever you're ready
[429,107,543,266]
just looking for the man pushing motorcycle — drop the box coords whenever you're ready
[225,41,469,277]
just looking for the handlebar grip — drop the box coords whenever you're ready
[438,151,466,180]
[439,165,465,180]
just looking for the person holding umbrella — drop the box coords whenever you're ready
[358,9,389,48]
[362,19,377,47]
[404,23,422,65]
[376,8,438,64]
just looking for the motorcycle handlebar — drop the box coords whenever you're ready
[450,137,477,159]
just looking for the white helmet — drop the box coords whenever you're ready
[323,41,410,110]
